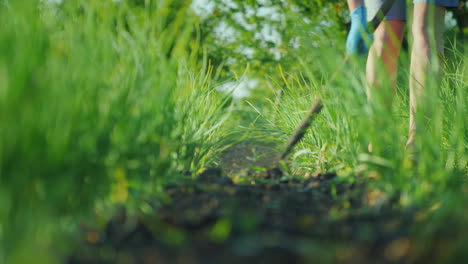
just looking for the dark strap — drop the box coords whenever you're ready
[368,0,398,32]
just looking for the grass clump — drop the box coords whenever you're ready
[0,0,230,263]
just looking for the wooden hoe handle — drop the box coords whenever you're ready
[279,98,323,161]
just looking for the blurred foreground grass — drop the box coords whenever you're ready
[0,0,231,263]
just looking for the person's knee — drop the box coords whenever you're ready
[373,21,404,56]
[411,4,446,56]
[373,28,399,57]
[373,29,390,54]
[412,23,430,54]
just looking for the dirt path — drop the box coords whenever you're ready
[68,144,464,264]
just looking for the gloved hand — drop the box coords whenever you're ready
[346,5,372,56]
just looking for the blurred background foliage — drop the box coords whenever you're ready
[192,0,466,78]
[193,0,348,77]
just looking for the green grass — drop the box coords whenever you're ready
[0,0,231,263]
[264,30,467,201]
[247,15,467,249]
[243,28,467,260]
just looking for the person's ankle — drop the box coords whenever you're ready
[404,136,418,166]
[405,134,415,151]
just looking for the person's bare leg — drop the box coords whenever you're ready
[407,4,446,149]
[366,20,405,152]
[367,20,406,96]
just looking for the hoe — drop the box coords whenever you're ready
[275,0,397,174]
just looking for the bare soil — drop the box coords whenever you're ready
[68,144,466,264]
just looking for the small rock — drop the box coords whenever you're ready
[216,176,233,185]
[197,168,223,182]
[266,167,283,179]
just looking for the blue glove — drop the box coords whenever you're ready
[346,5,372,56]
